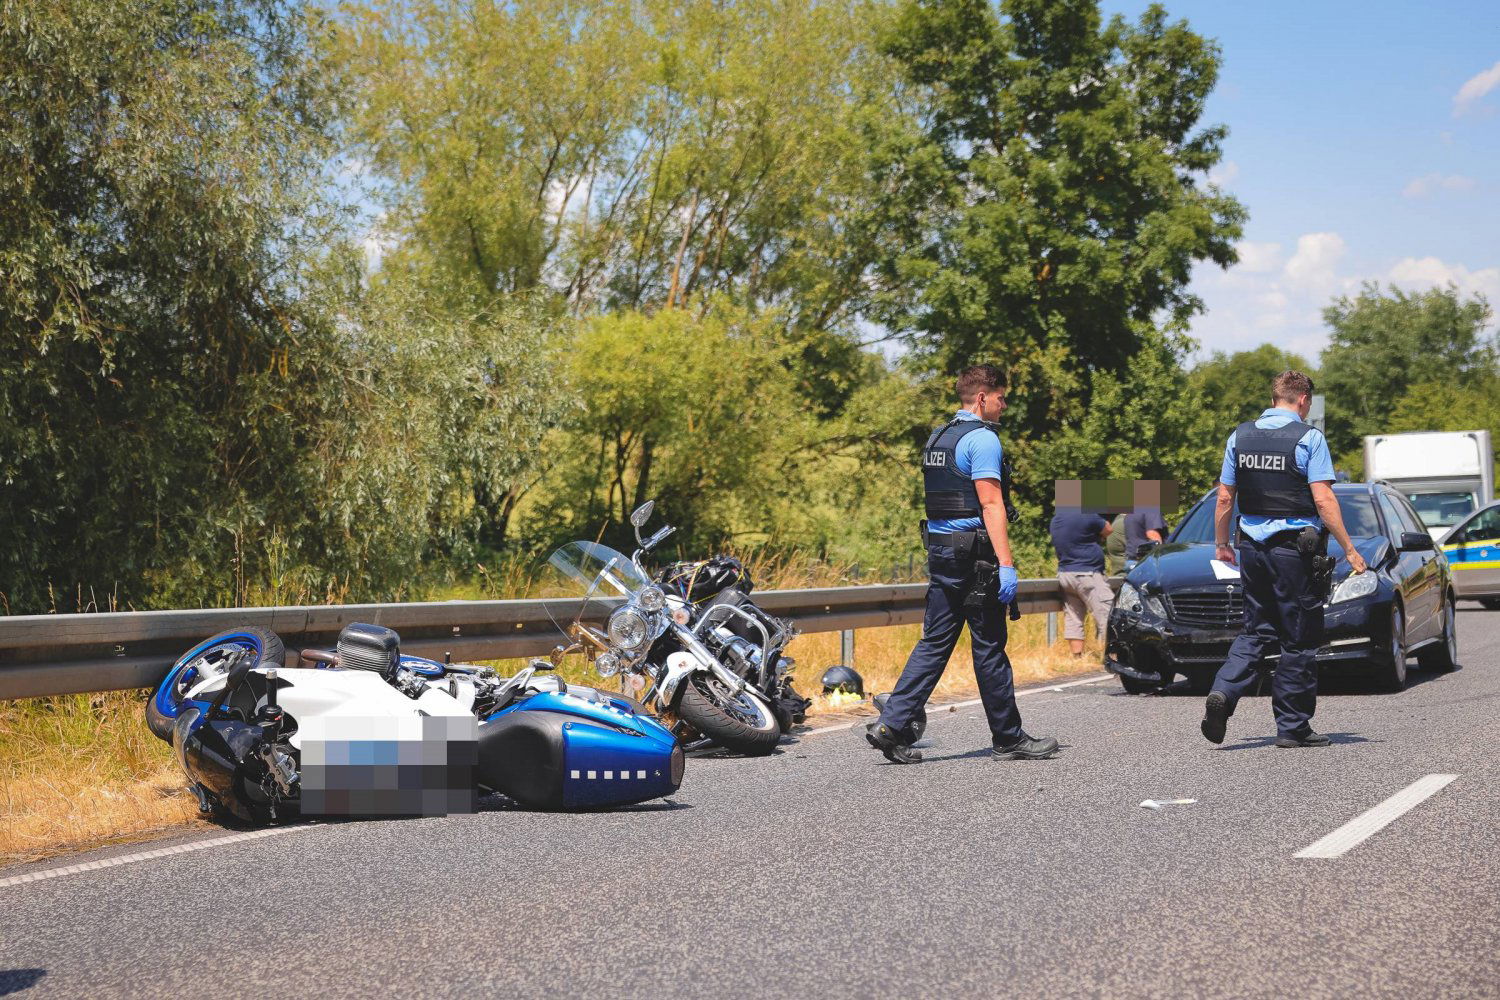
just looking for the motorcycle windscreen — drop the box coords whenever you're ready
[299,714,479,817]
[543,539,654,644]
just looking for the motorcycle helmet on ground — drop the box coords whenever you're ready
[821,665,864,696]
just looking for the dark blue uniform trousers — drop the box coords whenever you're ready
[878,543,1024,745]
[1211,533,1325,738]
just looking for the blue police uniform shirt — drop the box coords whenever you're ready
[927,410,1002,535]
[1219,407,1335,542]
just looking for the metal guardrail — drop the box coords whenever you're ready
[0,579,1076,700]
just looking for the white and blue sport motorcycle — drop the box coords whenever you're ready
[147,621,684,823]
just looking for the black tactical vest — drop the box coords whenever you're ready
[1233,419,1317,517]
[923,419,993,520]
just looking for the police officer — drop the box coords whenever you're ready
[866,364,1059,764]
[1200,371,1368,748]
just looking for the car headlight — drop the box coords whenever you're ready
[1329,571,1378,604]
[638,585,666,612]
[1116,582,1167,618]
[607,606,650,650]
[594,652,621,677]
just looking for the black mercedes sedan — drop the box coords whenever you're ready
[1104,481,1458,694]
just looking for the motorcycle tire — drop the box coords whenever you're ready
[147,626,286,742]
[677,673,780,756]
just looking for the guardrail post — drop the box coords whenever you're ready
[841,628,855,668]
[1046,611,1057,647]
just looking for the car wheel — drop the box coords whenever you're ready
[1372,604,1407,692]
[1417,594,1458,672]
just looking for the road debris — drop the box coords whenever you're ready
[1140,798,1198,811]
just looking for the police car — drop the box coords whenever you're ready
[1105,482,1457,693]
[1440,498,1500,609]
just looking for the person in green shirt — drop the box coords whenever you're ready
[1105,512,1128,575]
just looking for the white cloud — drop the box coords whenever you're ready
[1454,59,1500,116]
[1208,160,1239,187]
[1401,173,1477,198]
[1189,239,1500,362]
[1282,232,1346,291]
[361,210,393,273]
[1235,240,1282,274]
[337,157,368,182]
[1387,256,1500,302]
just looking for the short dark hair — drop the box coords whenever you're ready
[956,364,1007,403]
[1272,370,1315,404]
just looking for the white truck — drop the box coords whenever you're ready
[1363,430,1494,539]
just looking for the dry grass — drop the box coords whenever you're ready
[790,614,1104,717]
[0,692,207,865]
[0,550,1104,865]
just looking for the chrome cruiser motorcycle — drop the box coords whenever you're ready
[547,501,785,756]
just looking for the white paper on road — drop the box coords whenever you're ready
[1210,559,1240,580]
[1140,798,1197,811]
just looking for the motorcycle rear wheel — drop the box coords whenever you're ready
[677,673,780,756]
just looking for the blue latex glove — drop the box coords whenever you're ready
[997,565,1019,604]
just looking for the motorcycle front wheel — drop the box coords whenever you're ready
[677,673,781,756]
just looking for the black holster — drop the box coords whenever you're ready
[1297,525,1335,600]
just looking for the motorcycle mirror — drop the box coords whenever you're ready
[631,499,656,547]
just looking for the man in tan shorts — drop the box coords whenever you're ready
[1049,506,1113,657]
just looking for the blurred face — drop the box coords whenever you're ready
[972,387,1007,422]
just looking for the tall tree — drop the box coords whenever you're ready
[869,0,1245,440]
[0,0,344,612]
[336,0,886,328]
[1318,283,1495,459]
[1188,344,1314,434]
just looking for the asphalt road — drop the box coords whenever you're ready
[3,603,1498,999]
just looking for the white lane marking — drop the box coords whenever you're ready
[1294,774,1458,859]
[801,673,1113,736]
[0,824,318,890]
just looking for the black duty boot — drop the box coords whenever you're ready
[865,722,923,764]
[1200,691,1229,745]
[992,732,1060,760]
[1275,730,1331,748]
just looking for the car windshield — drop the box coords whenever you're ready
[1171,491,1382,543]
[1407,491,1476,528]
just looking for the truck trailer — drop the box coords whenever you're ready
[1363,430,1494,539]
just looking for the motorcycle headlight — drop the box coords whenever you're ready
[1116,582,1143,614]
[594,652,621,677]
[638,585,666,612]
[1329,571,1378,605]
[607,606,650,650]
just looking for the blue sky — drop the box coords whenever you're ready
[1103,0,1500,364]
